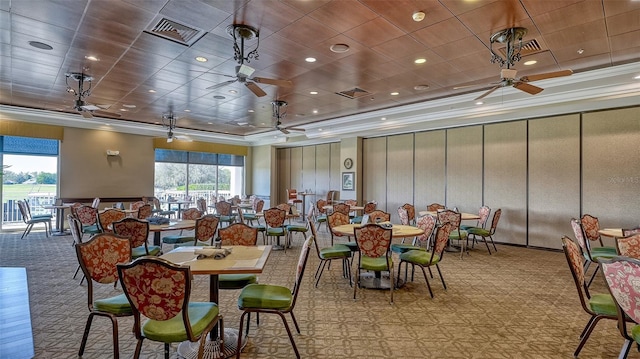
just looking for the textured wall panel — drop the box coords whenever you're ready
[276,148,290,205]
[528,115,580,249]
[330,142,341,199]
[363,137,387,210]
[414,130,446,211]
[583,107,640,229]
[315,144,331,202]
[446,126,483,212]
[386,134,414,222]
[484,121,527,246]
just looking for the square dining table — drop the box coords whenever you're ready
[161,245,272,358]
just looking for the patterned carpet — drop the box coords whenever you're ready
[0,226,632,359]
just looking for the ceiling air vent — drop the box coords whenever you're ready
[498,38,544,57]
[336,87,371,99]
[145,16,206,46]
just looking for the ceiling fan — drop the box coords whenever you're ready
[464,27,573,101]
[271,100,305,135]
[205,24,293,97]
[162,106,192,143]
[65,72,120,118]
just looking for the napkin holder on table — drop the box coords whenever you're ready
[194,248,232,260]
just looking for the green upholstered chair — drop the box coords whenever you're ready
[571,218,617,287]
[236,236,313,359]
[601,256,640,359]
[264,208,288,251]
[237,207,266,244]
[396,222,453,298]
[562,236,621,358]
[117,257,224,359]
[286,214,309,247]
[468,208,501,254]
[308,215,351,287]
[112,217,161,259]
[327,211,357,253]
[215,200,235,227]
[353,224,394,304]
[351,200,377,224]
[242,199,264,226]
[438,210,468,259]
[391,214,437,255]
[161,208,202,246]
[460,205,491,231]
[75,233,133,359]
[74,204,101,238]
[313,199,328,231]
[616,234,640,258]
[218,223,259,290]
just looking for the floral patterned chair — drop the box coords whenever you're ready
[218,223,259,295]
[615,234,640,259]
[468,208,502,254]
[129,200,145,211]
[623,227,640,237]
[561,236,621,357]
[427,203,445,212]
[401,203,416,225]
[196,197,207,214]
[182,208,203,220]
[571,218,617,287]
[264,208,288,251]
[236,236,313,359]
[308,215,351,287]
[112,217,161,259]
[237,207,266,244]
[396,222,454,298]
[327,211,356,251]
[74,204,101,238]
[136,203,152,219]
[581,214,607,247]
[438,209,468,259]
[397,206,410,225]
[160,208,203,247]
[117,257,224,359]
[368,210,391,223]
[75,233,132,359]
[68,214,85,282]
[332,203,350,216]
[215,201,235,227]
[97,208,126,233]
[461,205,491,231]
[351,200,377,224]
[392,214,437,255]
[243,199,264,226]
[601,256,640,359]
[174,214,219,247]
[353,224,394,304]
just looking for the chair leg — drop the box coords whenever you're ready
[419,266,434,298]
[21,223,33,239]
[73,265,81,279]
[277,312,300,359]
[109,315,120,359]
[587,263,600,287]
[353,267,359,300]
[79,313,95,356]
[618,339,633,359]
[289,311,301,334]
[164,343,170,359]
[315,260,328,287]
[574,315,603,357]
[237,311,248,359]
[489,235,497,252]
[389,266,394,304]
[435,264,447,290]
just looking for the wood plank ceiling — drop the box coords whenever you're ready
[1,0,639,138]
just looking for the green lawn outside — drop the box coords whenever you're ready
[2,184,57,201]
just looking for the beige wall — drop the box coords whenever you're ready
[59,127,155,200]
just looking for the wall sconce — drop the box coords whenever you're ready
[106,150,120,156]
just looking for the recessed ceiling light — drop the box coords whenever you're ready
[213,95,225,99]
[381,117,387,121]
[261,122,266,125]
[207,122,212,125]
[122,104,136,108]
[309,91,318,95]
[119,108,128,112]
[84,55,99,61]
[248,109,254,113]
[305,57,316,63]
[237,122,248,126]
[229,90,238,94]
[148,89,156,93]
[195,56,208,62]
[414,58,426,64]
[577,48,584,54]
[414,84,429,90]
[318,128,323,131]
[312,109,318,114]
[475,101,484,105]
[28,41,53,50]
[634,75,640,80]
[184,109,191,112]
[412,11,426,22]
[330,44,350,53]
[154,122,160,124]
[390,92,399,96]
[524,60,537,66]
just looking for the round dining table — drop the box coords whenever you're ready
[148,219,196,246]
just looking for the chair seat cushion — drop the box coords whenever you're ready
[399,250,440,266]
[319,244,351,259]
[132,245,161,258]
[267,228,285,236]
[467,227,489,236]
[343,242,359,252]
[32,214,53,219]
[94,293,132,315]
[591,246,617,258]
[219,274,258,289]
[460,224,474,231]
[360,256,392,271]
[449,230,468,240]
[286,225,307,232]
[142,302,219,343]
[588,293,618,316]
[251,225,266,232]
[243,213,257,220]
[391,243,425,254]
[162,235,195,244]
[351,216,363,224]
[217,215,235,223]
[82,224,100,234]
[316,215,327,223]
[238,283,292,310]
[631,325,640,343]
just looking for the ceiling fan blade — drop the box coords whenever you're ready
[513,82,544,95]
[245,82,267,97]
[206,79,237,90]
[252,77,293,87]
[474,86,500,101]
[520,69,573,82]
[81,111,93,119]
[285,127,305,132]
[279,128,290,135]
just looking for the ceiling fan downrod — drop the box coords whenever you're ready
[489,27,527,69]
[227,24,260,65]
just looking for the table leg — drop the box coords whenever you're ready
[51,207,70,236]
[153,232,161,246]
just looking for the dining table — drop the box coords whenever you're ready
[160,200,192,218]
[43,204,70,236]
[161,245,272,359]
[323,205,365,213]
[598,228,624,238]
[418,210,481,221]
[148,219,196,246]
[331,223,424,289]
[298,192,315,219]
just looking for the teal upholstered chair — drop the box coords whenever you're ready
[112,217,161,259]
[312,199,328,231]
[396,222,453,298]
[391,214,437,255]
[308,215,351,287]
[468,208,501,254]
[571,218,617,288]
[173,214,219,248]
[351,201,377,224]
[75,204,101,237]
[215,200,235,227]
[161,208,202,246]
[438,210,468,259]
[264,208,288,251]
[75,233,133,359]
[353,224,394,304]
[236,236,313,359]
[562,236,621,357]
[243,199,264,226]
[118,257,224,359]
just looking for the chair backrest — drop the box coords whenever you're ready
[438,209,460,228]
[602,257,640,325]
[152,197,163,210]
[253,199,265,213]
[363,201,377,214]
[219,223,258,246]
[76,233,132,307]
[427,203,445,211]
[397,207,410,225]
[76,205,98,226]
[196,197,207,213]
[70,202,83,217]
[615,234,640,259]
[118,257,197,340]
[113,217,150,249]
[580,214,602,242]
[401,203,415,223]
[561,236,592,308]
[326,190,335,204]
[316,199,327,214]
[290,236,313,308]
[415,215,437,247]
[130,200,145,211]
[489,208,502,234]
[354,224,392,259]
[194,214,219,245]
[368,210,391,223]
[137,203,152,219]
[91,197,100,209]
[477,206,491,228]
[623,227,640,237]
[327,212,350,236]
[17,200,31,222]
[333,203,350,215]
[287,189,298,200]
[68,214,83,244]
[432,222,455,255]
[307,215,322,257]
[264,208,286,228]
[182,208,203,220]
[215,201,232,216]
[98,208,127,233]
[276,203,292,213]
[570,218,591,258]
[344,199,357,206]
[236,207,246,224]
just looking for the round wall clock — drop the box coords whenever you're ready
[344,158,353,169]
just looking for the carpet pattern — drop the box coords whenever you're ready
[0,226,632,358]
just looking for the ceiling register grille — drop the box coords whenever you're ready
[498,38,544,58]
[145,17,206,46]
[336,87,371,99]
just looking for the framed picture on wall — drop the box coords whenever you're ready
[342,172,354,191]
